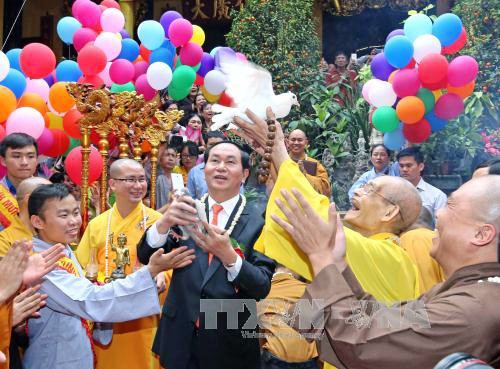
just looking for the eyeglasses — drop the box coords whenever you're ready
[112,177,147,184]
[361,182,405,222]
[181,154,196,159]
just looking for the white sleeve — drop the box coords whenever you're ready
[224,255,243,282]
[146,223,169,248]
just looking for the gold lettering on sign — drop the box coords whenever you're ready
[213,0,231,19]
[191,0,210,19]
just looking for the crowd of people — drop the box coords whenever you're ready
[0,95,498,369]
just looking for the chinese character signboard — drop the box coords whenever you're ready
[183,0,244,22]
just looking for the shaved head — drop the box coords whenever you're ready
[109,159,144,178]
[458,175,500,227]
[16,177,51,202]
[289,129,307,139]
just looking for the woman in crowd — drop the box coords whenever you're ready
[175,141,199,186]
[348,144,400,200]
[179,114,206,155]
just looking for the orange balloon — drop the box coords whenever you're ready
[0,86,17,122]
[43,113,50,128]
[447,81,475,99]
[49,82,75,113]
[396,96,425,124]
[388,70,399,84]
[140,140,152,153]
[18,93,48,115]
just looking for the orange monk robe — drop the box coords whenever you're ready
[400,228,445,292]
[0,215,33,257]
[0,301,12,369]
[295,155,331,197]
[76,202,162,369]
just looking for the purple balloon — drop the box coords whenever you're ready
[370,53,396,81]
[119,29,130,39]
[44,73,55,87]
[160,11,182,34]
[386,29,405,42]
[214,47,237,68]
[198,53,214,78]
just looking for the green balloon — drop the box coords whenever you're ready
[63,137,80,156]
[416,88,435,113]
[168,84,191,101]
[170,65,196,90]
[372,106,399,133]
[110,82,135,93]
[175,59,201,73]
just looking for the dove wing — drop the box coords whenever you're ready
[219,60,276,111]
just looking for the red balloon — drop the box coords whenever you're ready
[101,0,121,9]
[65,146,103,186]
[63,109,82,139]
[418,54,448,85]
[194,74,204,86]
[139,44,151,63]
[403,118,431,143]
[0,125,6,141]
[218,92,234,107]
[403,59,416,69]
[78,45,107,76]
[90,130,117,149]
[20,43,56,79]
[78,75,104,88]
[434,93,464,120]
[421,75,447,90]
[44,129,70,157]
[442,27,467,55]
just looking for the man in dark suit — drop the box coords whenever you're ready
[138,141,276,369]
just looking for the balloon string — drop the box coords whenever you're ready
[2,0,29,51]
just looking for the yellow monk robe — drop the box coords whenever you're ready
[76,202,162,369]
[0,301,13,369]
[400,228,445,292]
[0,215,33,257]
[255,160,420,369]
[0,185,19,231]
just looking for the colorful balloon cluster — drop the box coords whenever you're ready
[362,13,476,149]
[0,0,247,183]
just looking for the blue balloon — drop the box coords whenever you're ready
[161,39,176,55]
[404,14,432,42]
[57,16,82,45]
[426,111,448,132]
[383,124,406,150]
[384,35,413,68]
[0,68,26,98]
[55,60,82,82]
[6,49,22,72]
[118,39,140,62]
[137,20,165,51]
[432,13,463,46]
[150,47,175,68]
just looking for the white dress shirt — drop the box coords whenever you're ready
[416,178,447,220]
[147,193,243,281]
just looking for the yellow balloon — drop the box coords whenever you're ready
[432,89,443,101]
[47,112,63,130]
[190,25,206,46]
[201,86,219,103]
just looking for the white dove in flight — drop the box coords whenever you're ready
[210,60,300,131]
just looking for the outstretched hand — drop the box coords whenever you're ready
[271,188,347,276]
[12,285,47,327]
[148,246,196,278]
[0,240,30,303]
[24,243,66,285]
[191,221,237,266]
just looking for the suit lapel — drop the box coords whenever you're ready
[201,196,245,289]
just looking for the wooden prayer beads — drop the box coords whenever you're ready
[257,118,276,184]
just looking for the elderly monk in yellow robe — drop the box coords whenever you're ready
[288,129,331,197]
[400,207,445,292]
[76,159,163,369]
[0,177,51,257]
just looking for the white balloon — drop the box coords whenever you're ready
[368,81,397,107]
[413,34,442,63]
[100,8,125,33]
[146,62,172,90]
[6,107,45,139]
[94,32,122,61]
[0,51,10,82]
[362,79,384,105]
[204,70,226,95]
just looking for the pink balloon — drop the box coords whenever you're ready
[168,19,193,47]
[109,59,134,84]
[98,62,113,87]
[235,53,248,63]
[94,32,122,61]
[76,1,101,27]
[78,74,104,88]
[25,78,50,102]
[73,27,97,51]
[0,125,6,141]
[179,42,203,66]
[6,107,45,139]
[447,55,478,87]
[392,69,420,98]
[0,164,6,179]
[135,74,156,101]
[133,61,148,80]
[100,8,125,33]
[72,0,90,19]
[37,127,54,155]
[434,93,464,120]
